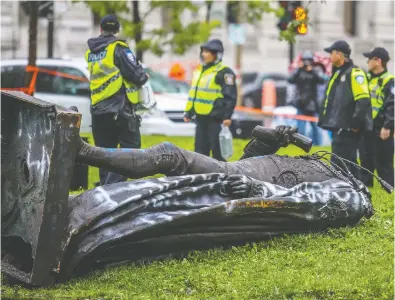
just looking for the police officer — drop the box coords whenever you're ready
[183,39,237,161]
[86,15,149,185]
[359,47,394,187]
[318,40,372,178]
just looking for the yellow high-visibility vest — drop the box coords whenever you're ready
[323,68,370,115]
[85,41,139,105]
[185,62,227,115]
[368,72,394,119]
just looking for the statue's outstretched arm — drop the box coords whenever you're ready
[240,125,299,160]
[76,141,229,179]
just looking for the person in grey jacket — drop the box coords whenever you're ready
[288,51,325,145]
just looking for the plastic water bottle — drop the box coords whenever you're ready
[138,83,157,110]
[219,125,233,159]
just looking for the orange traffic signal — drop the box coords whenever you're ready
[293,6,308,35]
[297,23,308,35]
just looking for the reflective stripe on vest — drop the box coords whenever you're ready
[85,41,139,105]
[322,70,340,116]
[368,72,394,119]
[185,63,226,115]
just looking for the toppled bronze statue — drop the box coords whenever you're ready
[1,91,387,286]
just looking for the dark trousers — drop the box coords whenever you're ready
[359,131,394,187]
[195,115,225,161]
[331,130,361,180]
[92,113,141,185]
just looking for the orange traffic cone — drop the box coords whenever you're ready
[168,62,186,81]
[261,80,277,113]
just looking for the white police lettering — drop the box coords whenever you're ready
[88,50,107,62]
[391,86,394,95]
[224,73,235,85]
[126,50,135,62]
[355,75,364,84]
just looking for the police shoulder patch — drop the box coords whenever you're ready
[125,50,135,62]
[224,73,235,85]
[355,75,365,84]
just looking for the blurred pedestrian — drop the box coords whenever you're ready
[86,14,149,186]
[184,39,237,161]
[359,47,394,187]
[288,51,325,145]
[318,40,372,178]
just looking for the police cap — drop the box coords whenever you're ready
[100,15,120,32]
[324,40,351,57]
[363,47,390,62]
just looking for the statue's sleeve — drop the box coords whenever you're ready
[77,141,228,178]
[239,138,280,160]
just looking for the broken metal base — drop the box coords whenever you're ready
[1,91,81,285]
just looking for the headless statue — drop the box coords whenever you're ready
[76,126,355,193]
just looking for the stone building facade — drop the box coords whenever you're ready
[1,1,394,75]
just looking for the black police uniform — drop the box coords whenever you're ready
[359,48,394,187]
[185,39,237,161]
[87,15,148,185]
[318,41,372,179]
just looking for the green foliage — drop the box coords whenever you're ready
[2,136,394,299]
[84,1,129,16]
[244,0,310,43]
[78,0,303,61]
[80,0,221,61]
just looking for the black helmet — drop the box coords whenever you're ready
[200,39,224,53]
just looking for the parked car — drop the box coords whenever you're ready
[167,78,190,94]
[241,72,288,109]
[0,58,192,137]
[1,59,93,135]
[241,72,259,85]
[1,58,261,140]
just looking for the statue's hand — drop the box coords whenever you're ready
[275,125,298,147]
[227,174,252,198]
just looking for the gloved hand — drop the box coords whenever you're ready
[241,125,300,160]
[227,174,253,198]
[274,125,298,147]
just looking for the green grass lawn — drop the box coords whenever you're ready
[2,136,394,299]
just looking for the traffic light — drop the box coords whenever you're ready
[277,1,308,35]
[293,5,308,35]
[277,1,291,31]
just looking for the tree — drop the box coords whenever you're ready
[205,0,213,22]
[82,1,220,62]
[25,2,39,94]
[81,1,305,62]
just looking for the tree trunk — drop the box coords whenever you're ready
[47,1,54,58]
[132,0,143,62]
[26,1,39,95]
[205,1,212,22]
